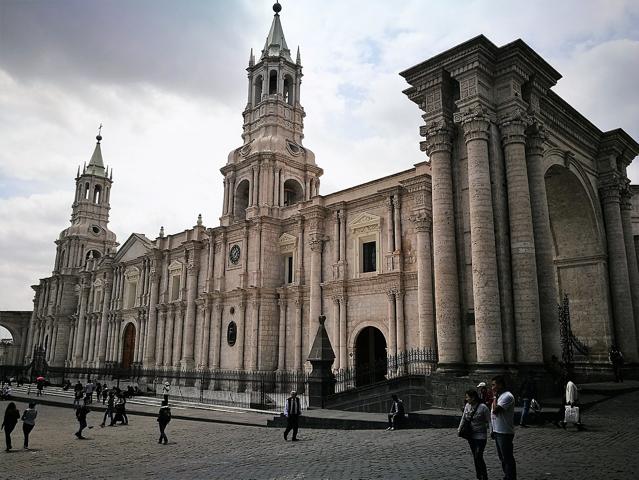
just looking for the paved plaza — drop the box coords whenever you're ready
[1,389,638,479]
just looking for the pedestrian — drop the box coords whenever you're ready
[561,376,583,430]
[609,345,624,383]
[458,389,490,480]
[95,382,102,402]
[21,402,38,449]
[84,379,94,404]
[386,394,406,431]
[162,381,170,403]
[75,402,90,439]
[518,372,536,427]
[491,375,517,480]
[2,402,20,452]
[100,391,115,427]
[283,390,301,441]
[101,384,108,404]
[157,400,171,445]
[476,382,493,406]
[117,394,129,425]
[36,378,44,396]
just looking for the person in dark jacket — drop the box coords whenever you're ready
[100,391,116,427]
[157,400,171,445]
[518,372,537,427]
[75,403,90,439]
[387,394,406,430]
[2,402,21,451]
[21,402,38,449]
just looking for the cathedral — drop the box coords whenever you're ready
[17,4,639,379]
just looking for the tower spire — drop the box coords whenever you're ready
[261,2,291,61]
[86,125,106,177]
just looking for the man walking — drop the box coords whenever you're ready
[609,345,624,383]
[283,390,301,441]
[75,402,90,439]
[518,372,536,427]
[100,391,115,427]
[491,375,517,480]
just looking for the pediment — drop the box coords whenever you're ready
[113,233,152,264]
[279,233,297,245]
[349,212,381,230]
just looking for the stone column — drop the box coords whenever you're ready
[222,178,229,214]
[155,307,166,367]
[393,194,402,253]
[133,316,142,364]
[172,307,183,367]
[236,301,246,370]
[600,182,638,360]
[411,213,435,349]
[113,320,122,364]
[500,114,543,363]
[143,267,160,366]
[96,279,113,367]
[181,250,200,369]
[621,187,639,349]
[83,318,95,365]
[210,301,223,369]
[194,302,205,366]
[277,297,287,371]
[294,297,303,371]
[339,210,347,278]
[339,297,348,370]
[396,291,405,354]
[163,305,175,367]
[73,282,90,366]
[296,218,305,283]
[105,319,112,362]
[332,298,340,369]
[308,234,324,349]
[461,110,504,365]
[424,124,463,365]
[333,212,340,273]
[252,167,259,207]
[526,124,559,361]
[386,197,394,256]
[248,298,259,370]
[228,175,236,217]
[387,290,397,358]
[200,301,212,368]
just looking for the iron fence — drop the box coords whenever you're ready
[40,365,308,411]
[334,348,438,393]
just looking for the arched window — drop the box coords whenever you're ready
[269,70,278,95]
[283,75,293,105]
[85,250,101,261]
[283,179,304,206]
[234,179,250,220]
[84,183,90,200]
[93,185,101,204]
[254,75,263,105]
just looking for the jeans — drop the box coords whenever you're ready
[102,408,114,426]
[77,419,87,437]
[159,422,168,444]
[284,414,299,440]
[494,433,517,480]
[520,399,530,425]
[23,423,35,448]
[467,438,487,480]
[4,423,15,450]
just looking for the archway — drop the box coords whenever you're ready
[545,164,608,356]
[234,179,250,220]
[354,326,387,387]
[283,179,303,206]
[121,323,136,369]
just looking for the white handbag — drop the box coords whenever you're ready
[564,405,580,423]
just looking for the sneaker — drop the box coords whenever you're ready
[386,427,392,431]
[291,438,299,442]
[390,427,395,431]
[283,432,288,441]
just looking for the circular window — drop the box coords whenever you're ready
[227,321,237,346]
[91,225,101,235]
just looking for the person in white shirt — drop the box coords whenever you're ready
[562,377,583,430]
[491,375,517,480]
[162,382,170,403]
[283,390,301,441]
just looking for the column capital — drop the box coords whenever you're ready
[499,109,531,146]
[409,212,432,232]
[620,183,633,211]
[308,233,326,252]
[422,121,453,156]
[526,122,546,156]
[456,107,491,143]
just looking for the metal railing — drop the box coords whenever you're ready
[334,348,438,393]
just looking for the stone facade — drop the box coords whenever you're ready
[13,13,639,376]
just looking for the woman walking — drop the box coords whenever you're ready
[2,402,20,452]
[21,402,38,449]
[458,389,491,480]
[157,400,171,445]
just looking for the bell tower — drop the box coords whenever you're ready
[53,129,118,274]
[220,1,322,225]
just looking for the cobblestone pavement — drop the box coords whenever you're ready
[2,389,638,480]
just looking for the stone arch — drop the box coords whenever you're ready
[253,74,263,105]
[544,163,611,355]
[283,178,304,206]
[234,178,251,220]
[0,312,30,365]
[349,324,388,387]
[120,322,136,369]
[283,74,294,105]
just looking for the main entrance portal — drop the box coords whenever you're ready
[121,323,136,369]
[355,326,387,387]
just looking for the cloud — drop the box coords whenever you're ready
[1,0,638,312]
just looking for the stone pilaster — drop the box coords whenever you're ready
[181,245,201,369]
[459,109,503,365]
[236,300,246,370]
[410,212,434,350]
[423,123,463,366]
[526,123,559,361]
[155,306,167,367]
[294,296,303,371]
[339,297,348,370]
[387,289,397,358]
[500,112,543,364]
[211,301,224,369]
[600,180,638,361]
[277,296,287,371]
[96,278,113,367]
[308,232,325,350]
[199,299,212,368]
[73,281,90,366]
[248,297,260,370]
[143,265,160,366]
[163,304,175,367]
[620,186,639,349]
[332,297,340,369]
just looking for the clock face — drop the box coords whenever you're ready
[229,244,241,265]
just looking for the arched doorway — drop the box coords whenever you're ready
[354,326,387,387]
[234,179,250,219]
[545,164,608,356]
[121,323,136,369]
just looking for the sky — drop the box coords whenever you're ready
[1,0,638,339]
